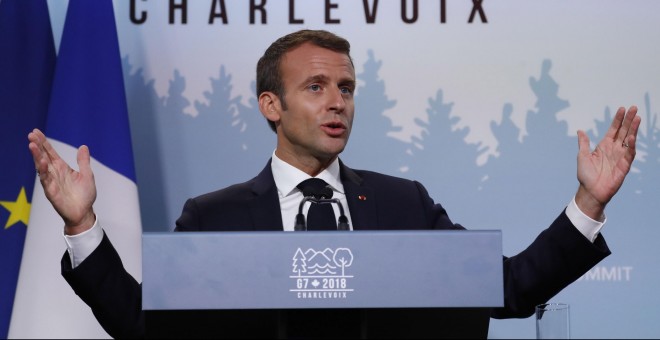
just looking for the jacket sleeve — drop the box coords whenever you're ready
[61,232,145,338]
[493,211,610,318]
[413,181,610,318]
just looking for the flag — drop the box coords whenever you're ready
[9,0,142,338]
[0,0,55,338]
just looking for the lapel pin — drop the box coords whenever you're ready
[358,195,367,201]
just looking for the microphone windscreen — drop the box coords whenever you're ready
[320,186,334,199]
[301,186,316,198]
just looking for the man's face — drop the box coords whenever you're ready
[267,42,356,171]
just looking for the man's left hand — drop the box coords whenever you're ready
[575,106,641,220]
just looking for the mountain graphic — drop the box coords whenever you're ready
[304,248,338,275]
[304,248,335,262]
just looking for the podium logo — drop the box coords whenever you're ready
[289,247,355,299]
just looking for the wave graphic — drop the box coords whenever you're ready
[308,268,337,275]
[308,263,337,275]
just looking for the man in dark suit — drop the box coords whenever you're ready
[28,30,640,338]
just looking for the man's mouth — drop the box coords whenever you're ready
[321,121,347,136]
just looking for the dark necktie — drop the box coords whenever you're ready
[297,178,337,230]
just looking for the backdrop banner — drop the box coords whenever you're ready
[38,0,660,338]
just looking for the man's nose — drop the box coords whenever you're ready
[328,87,346,113]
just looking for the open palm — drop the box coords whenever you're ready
[28,129,97,234]
[576,106,640,219]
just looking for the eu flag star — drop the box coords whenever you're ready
[0,187,31,229]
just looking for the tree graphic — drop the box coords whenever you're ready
[340,50,410,175]
[634,93,660,197]
[332,248,354,277]
[589,93,660,205]
[183,66,251,195]
[477,59,577,231]
[122,56,170,230]
[404,89,487,225]
[587,106,614,148]
[158,69,196,226]
[490,103,525,163]
[234,80,276,163]
[292,248,307,277]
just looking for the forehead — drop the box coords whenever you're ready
[280,43,355,83]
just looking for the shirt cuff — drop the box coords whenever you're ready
[63,216,104,269]
[565,196,606,243]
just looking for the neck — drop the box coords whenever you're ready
[274,149,337,177]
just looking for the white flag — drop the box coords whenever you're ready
[9,0,142,338]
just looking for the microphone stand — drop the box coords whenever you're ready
[318,198,350,230]
[294,196,316,231]
[294,197,350,231]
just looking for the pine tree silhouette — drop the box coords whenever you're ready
[479,59,577,236]
[234,80,276,166]
[158,69,196,227]
[186,66,247,196]
[340,50,409,174]
[491,103,525,163]
[635,93,660,198]
[122,56,169,230]
[123,61,271,228]
[405,89,487,224]
[587,106,613,146]
[590,94,660,207]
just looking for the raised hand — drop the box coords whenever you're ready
[28,129,97,235]
[575,106,641,220]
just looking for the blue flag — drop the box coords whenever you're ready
[0,0,55,338]
[44,0,135,181]
[9,0,142,337]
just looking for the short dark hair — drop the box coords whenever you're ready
[256,30,353,132]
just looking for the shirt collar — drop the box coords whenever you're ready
[271,151,344,198]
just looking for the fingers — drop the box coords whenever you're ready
[615,106,639,145]
[77,145,93,179]
[28,129,50,179]
[28,128,68,182]
[576,130,591,157]
[625,114,641,147]
[40,132,62,165]
[604,107,626,141]
[621,106,639,142]
[623,115,641,158]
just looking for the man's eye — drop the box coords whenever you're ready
[310,84,321,91]
[340,87,353,94]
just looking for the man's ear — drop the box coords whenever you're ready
[259,92,282,124]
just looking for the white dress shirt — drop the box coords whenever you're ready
[270,152,353,231]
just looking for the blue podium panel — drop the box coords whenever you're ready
[142,230,503,310]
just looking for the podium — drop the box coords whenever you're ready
[142,230,502,338]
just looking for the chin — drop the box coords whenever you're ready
[318,146,346,160]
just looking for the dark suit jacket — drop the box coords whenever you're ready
[62,160,610,338]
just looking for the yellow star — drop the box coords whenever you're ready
[1,187,31,229]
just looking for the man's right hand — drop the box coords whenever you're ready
[28,128,97,235]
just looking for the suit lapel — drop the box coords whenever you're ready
[340,161,379,230]
[247,159,378,231]
[248,160,284,231]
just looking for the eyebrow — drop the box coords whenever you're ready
[303,74,356,88]
[303,74,329,85]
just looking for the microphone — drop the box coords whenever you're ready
[317,198,350,230]
[301,185,318,198]
[294,184,350,231]
[319,186,333,200]
[295,183,321,231]
[319,185,349,230]
[294,195,315,231]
